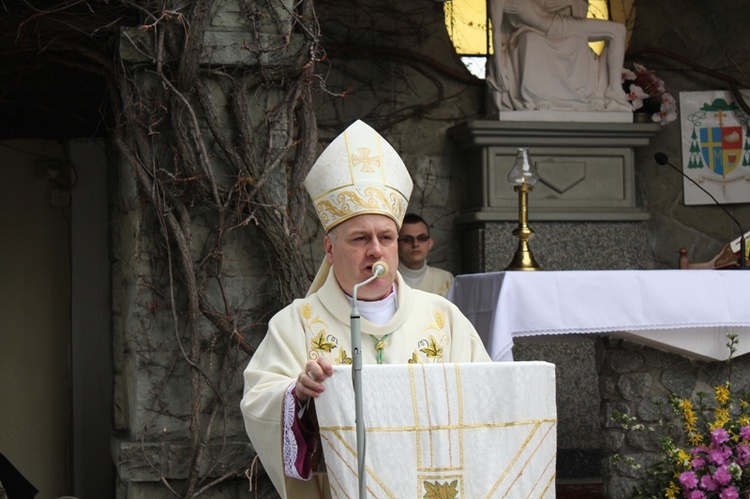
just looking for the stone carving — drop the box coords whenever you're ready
[486,0,631,114]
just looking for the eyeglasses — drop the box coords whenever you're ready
[398,234,430,244]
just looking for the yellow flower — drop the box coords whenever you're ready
[711,407,730,429]
[738,415,750,426]
[680,399,698,434]
[674,449,691,469]
[715,383,731,405]
[665,481,680,499]
[688,433,705,447]
[678,399,693,413]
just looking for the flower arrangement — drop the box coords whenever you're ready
[622,63,678,125]
[666,389,750,498]
[623,335,750,498]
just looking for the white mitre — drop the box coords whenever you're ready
[304,120,413,295]
[304,120,413,232]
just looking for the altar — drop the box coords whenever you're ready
[448,269,750,362]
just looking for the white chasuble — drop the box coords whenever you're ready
[315,361,557,498]
[241,268,491,498]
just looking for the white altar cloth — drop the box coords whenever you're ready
[315,362,557,498]
[447,270,750,362]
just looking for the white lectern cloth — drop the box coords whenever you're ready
[315,362,557,498]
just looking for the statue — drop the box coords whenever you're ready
[486,0,632,115]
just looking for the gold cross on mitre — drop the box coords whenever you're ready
[351,147,381,173]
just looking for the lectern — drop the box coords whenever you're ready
[315,362,557,497]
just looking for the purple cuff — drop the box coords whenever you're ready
[282,382,318,479]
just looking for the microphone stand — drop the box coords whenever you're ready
[351,267,384,498]
[655,153,748,269]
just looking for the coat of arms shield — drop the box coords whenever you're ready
[680,90,750,205]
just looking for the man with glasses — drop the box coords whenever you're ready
[397,214,454,297]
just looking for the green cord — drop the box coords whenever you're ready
[374,335,390,365]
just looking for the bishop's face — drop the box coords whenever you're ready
[325,214,399,301]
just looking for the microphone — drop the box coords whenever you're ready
[654,152,747,269]
[350,264,390,497]
[349,260,392,496]
[372,261,389,277]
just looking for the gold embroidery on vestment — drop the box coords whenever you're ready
[300,302,342,361]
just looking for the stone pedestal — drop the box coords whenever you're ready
[446,120,661,273]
